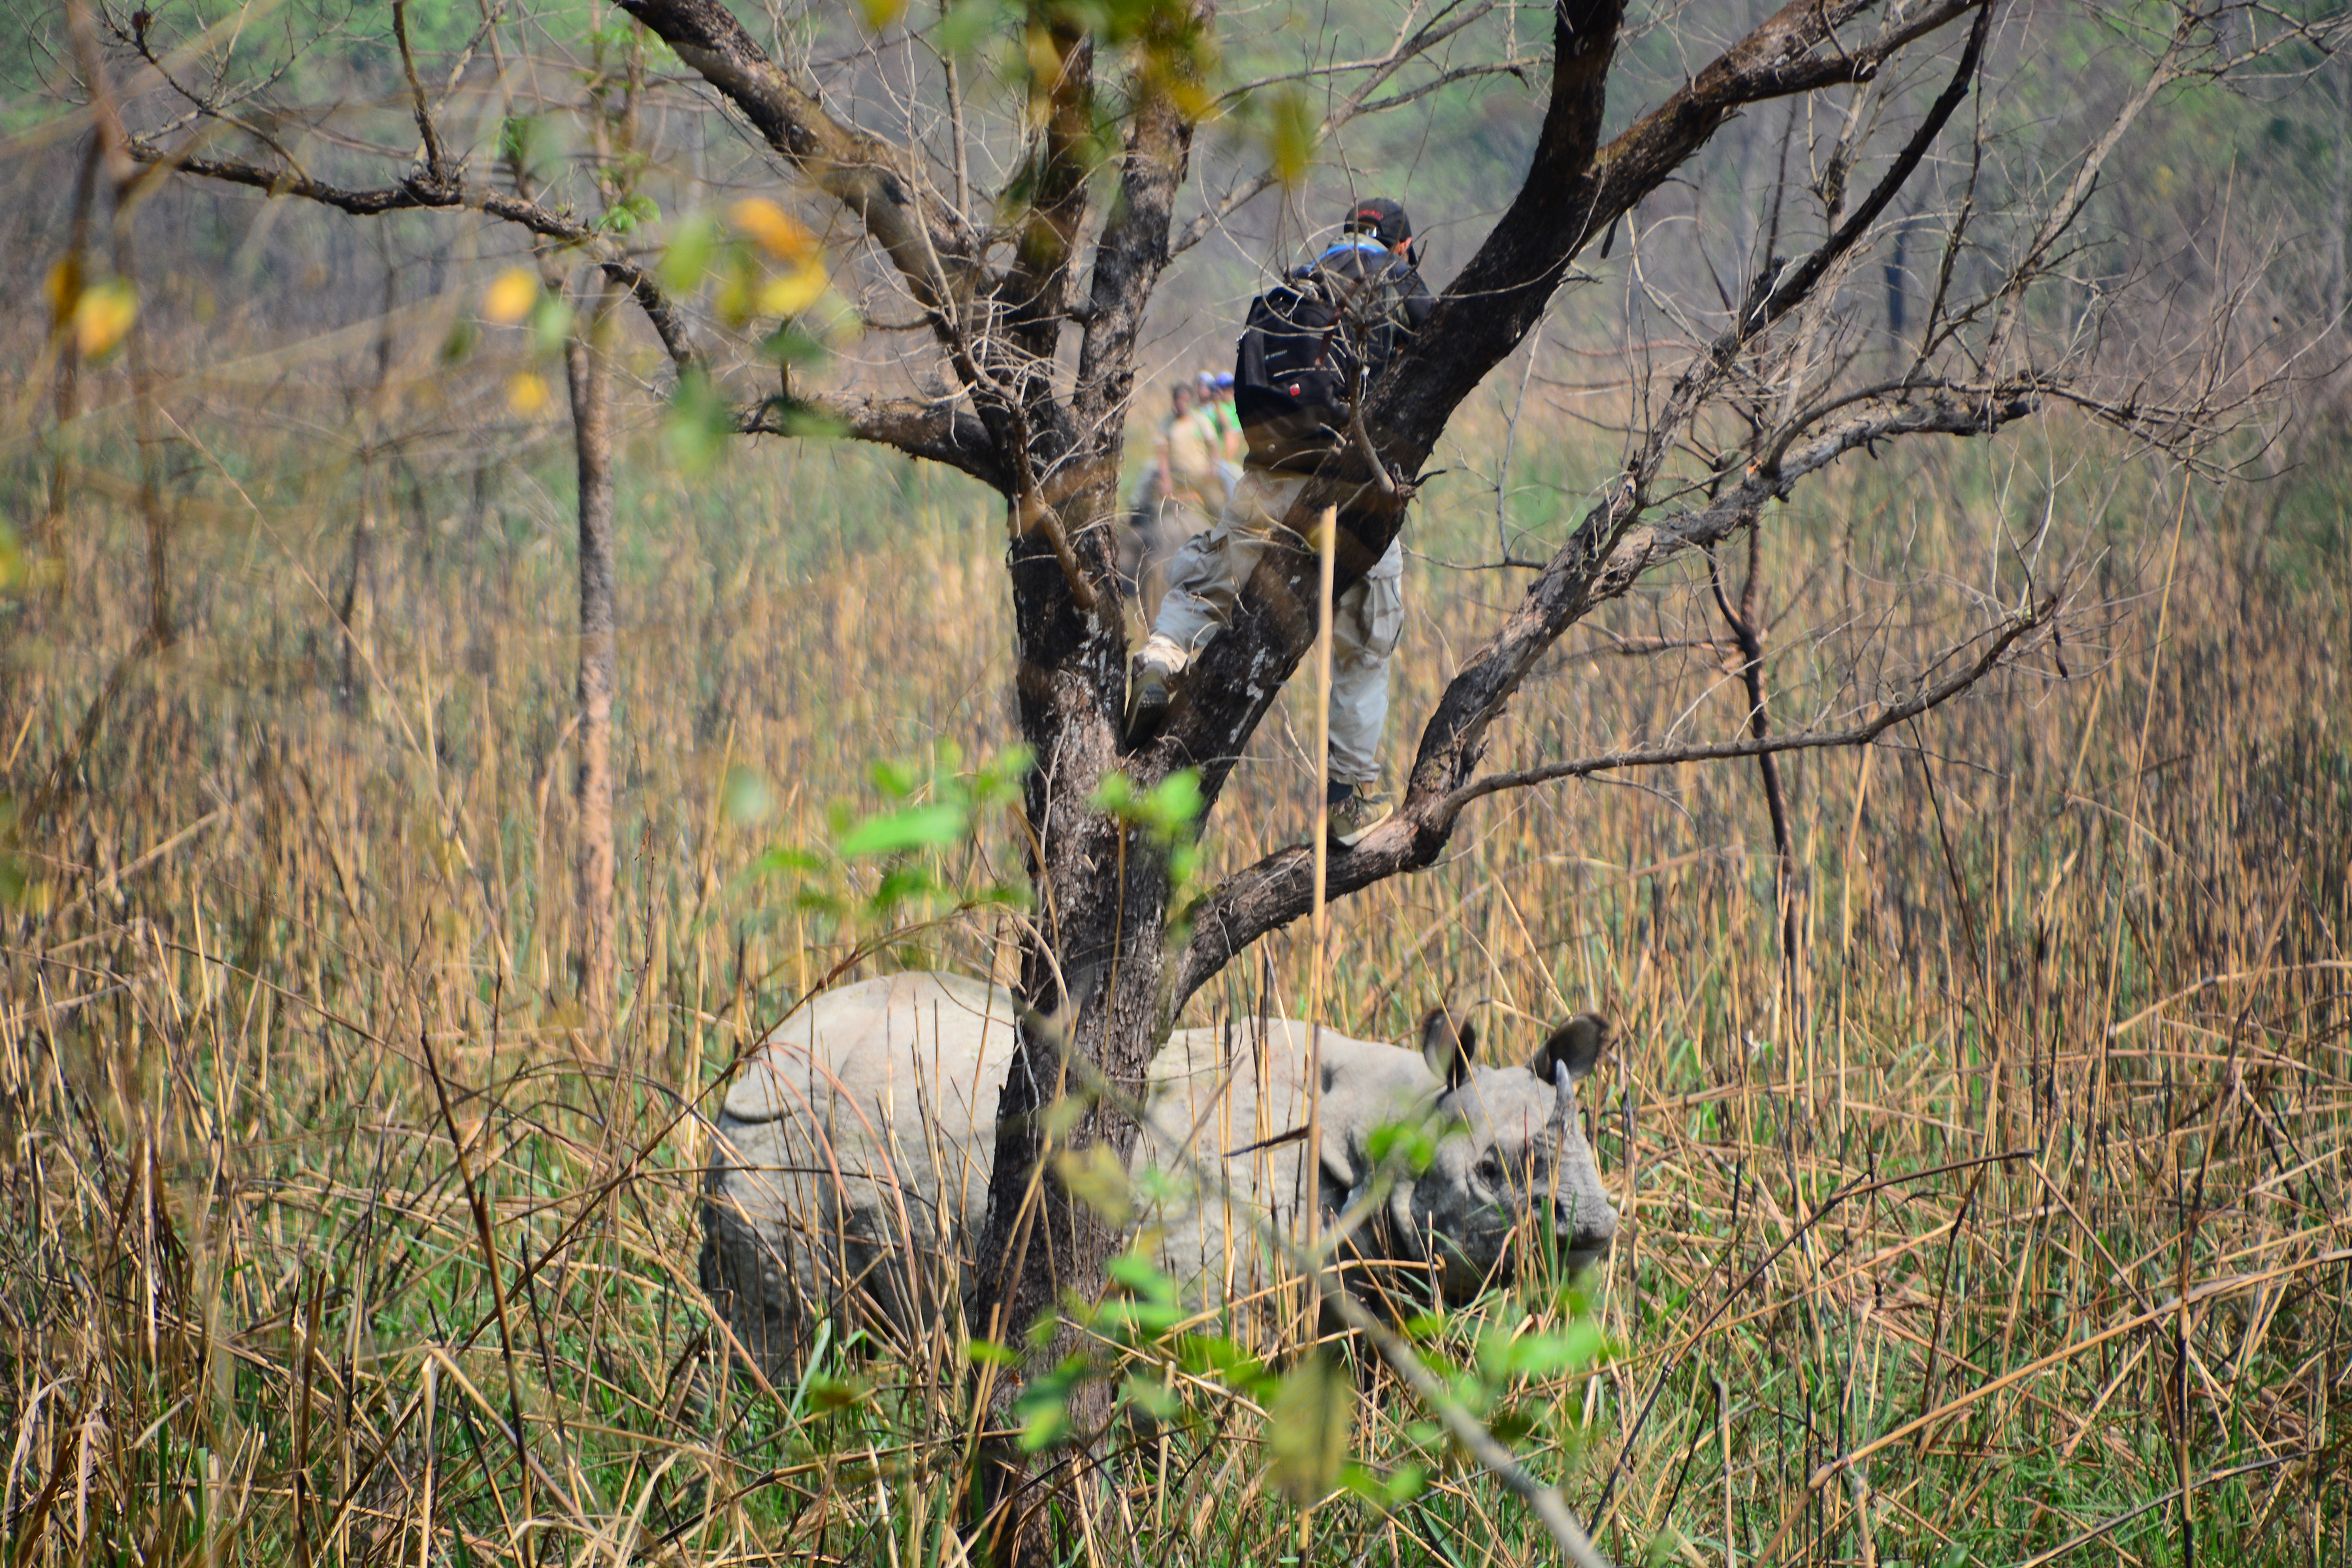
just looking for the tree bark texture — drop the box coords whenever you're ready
[566,285,619,1015]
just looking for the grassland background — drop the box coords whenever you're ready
[7,3,2352,1561]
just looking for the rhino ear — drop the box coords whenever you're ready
[1529,1013,1610,1083]
[1419,1007,1477,1090]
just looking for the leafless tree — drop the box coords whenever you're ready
[80,0,2328,1550]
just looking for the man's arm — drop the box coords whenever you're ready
[1397,257,1435,333]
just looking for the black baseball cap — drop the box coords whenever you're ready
[1340,197,1412,248]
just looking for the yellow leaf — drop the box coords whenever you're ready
[483,268,539,324]
[1025,27,1065,122]
[45,255,81,325]
[715,267,756,329]
[72,279,137,358]
[506,372,552,416]
[1267,88,1318,189]
[731,198,817,263]
[755,263,830,318]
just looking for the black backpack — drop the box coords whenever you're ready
[1234,243,1423,467]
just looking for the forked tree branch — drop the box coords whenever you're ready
[125,135,1021,481]
[616,0,974,315]
[1170,0,1525,257]
[1152,0,1992,804]
[1174,593,2053,1009]
[739,393,1008,487]
[1168,389,2044,1008]
[127,137,686,348]
[1446,596,2055,809]
[619,0,1092,502]
[1369,0,1989,471]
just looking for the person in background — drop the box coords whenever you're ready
[1132,379,1224,616]
[1204,370,1245,498]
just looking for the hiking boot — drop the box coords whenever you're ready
[1326,784,1393,848]
[1124,636,1187,746]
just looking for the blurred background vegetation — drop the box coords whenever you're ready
[3,0,2351,1562]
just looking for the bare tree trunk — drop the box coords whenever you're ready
[971,478,1174,1561]
[566,280,619,1015]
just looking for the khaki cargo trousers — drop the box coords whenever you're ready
[1144,467,1404,787]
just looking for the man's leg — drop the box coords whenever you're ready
[1324,569,1403,845]
[1137,497,1209,623]
[1126,469,1304,742]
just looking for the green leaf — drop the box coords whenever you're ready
[1266,1352,1351,1503]
[937,0,1002,54]
[1365,1119,1438,1173]
[1479,1318,1608,1380]
[971,743,1036,804]
[1088,766,1203,844]
[1053,1143,1132,1226]
[1120,1375,1182,1420]
[663,369,735,474]
[497,114,541,172]
[1095,1298,1183,1339]
[1143,769,1203,835]
[966,1338,1019,1367]
[1264,87,1318,188]
[872,864,943,911]
[760,321,833,366]
[1173,1334,1266,1390]
[1342,1460,1427,1509]
[1107,1250,1179,1303]
[529,294,576,357]
[597,193,657,236]
[1013,1356,1090,1450]
[803,1373,866,1413]
[659,212,719,295]
[723,765,774,824]
[835,801,967,858]
[753,845,825,876]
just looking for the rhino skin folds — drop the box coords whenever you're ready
[698,972,1618,1377]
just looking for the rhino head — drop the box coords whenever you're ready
[1321,1008,1618,1299]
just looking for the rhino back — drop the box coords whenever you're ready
[702,972,1017,1369]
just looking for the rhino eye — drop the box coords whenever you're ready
[1475,1154,1505,1188]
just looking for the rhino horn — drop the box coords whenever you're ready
[1528,1012,1609,1084]
[1418,1007,1478,1090]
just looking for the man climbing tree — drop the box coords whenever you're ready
[1126,195,1435,848]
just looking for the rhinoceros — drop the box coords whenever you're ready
[697,971,1617,1374]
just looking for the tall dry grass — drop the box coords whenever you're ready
[3,293,2350,1567]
